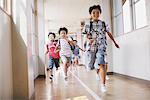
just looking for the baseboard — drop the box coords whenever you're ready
[107,72,114,75]
[113,72,150,86]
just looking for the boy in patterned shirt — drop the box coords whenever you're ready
[82,5,119,92]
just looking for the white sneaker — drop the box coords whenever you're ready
[106,75,109,80]
[64,77,68,85]
[96,74,101,81]
[86,67,90,72]
[101,84,107,93]
[64,76,68,81]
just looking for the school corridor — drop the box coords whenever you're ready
[0,0,150,100]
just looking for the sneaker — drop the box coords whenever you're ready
[96,74,101,81]
[86,67,90,72]
[106,75,109,80]
[64,76,68,85]
[64,76,68,81]
[101,84,107,93]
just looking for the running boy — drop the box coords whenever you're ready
[45,32,60,82]
[82,5,119,92]
[55,27,73,82]
[72,40,85,66]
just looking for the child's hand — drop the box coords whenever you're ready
[54,49,60,53]
[45,51,48,55]
[115,43,120,48]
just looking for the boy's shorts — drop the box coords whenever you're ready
[72,54,80,60]
[94,52,105,69]
[49,56,60,69]
[61,55,71,64]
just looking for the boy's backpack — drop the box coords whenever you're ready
[89,20,107,33]
[85,20,107,52]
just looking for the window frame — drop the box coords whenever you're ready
[122,0,148,33]
[0,0,11,15]
[113,0,148,36]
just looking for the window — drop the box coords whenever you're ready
[134,0,147,29]
[12,0,17,23]
[6,0,11,14]
[0,0,11,14]
[122,0,147,33]
[123,0,132,33]
[0,0,4,9]
[112,0,124,36]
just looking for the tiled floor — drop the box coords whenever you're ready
[34,66,150,100]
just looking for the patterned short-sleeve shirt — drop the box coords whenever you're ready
[82,20,110,54]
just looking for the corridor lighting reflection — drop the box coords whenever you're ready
[66,96,88,100]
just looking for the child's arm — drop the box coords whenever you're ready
[45,44,49,54]
[77,45,85,52]
[54,41,60,53]
[106,32,120,48]
[84,41,87,50]
[65,36,75,46]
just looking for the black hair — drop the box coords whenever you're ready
[58,27,68,34]
[70,37,74,41]
[73,40,77,42]
[48,32,56,38]
[89,5,102,14]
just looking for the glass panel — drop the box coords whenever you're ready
[123,0,132,33]
[0,0,4,9]
[135,0,147,29]
[7,0,11,14]
[19,6,27,45]
[12,0,17,24]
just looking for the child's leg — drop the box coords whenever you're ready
[99,64,106,84]
[91,52,96,69]
[54,58,60,70]
[61,56,69,78]
[95,53,107,92]
[105,62,109,80]
[75,57,79,65]
[105,62,108,72]
[48,56,54,80]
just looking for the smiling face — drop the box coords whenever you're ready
[59,30,67,38]
[90,9,101,21]
[48,34,55,41]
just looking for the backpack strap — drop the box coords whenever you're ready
[89,21,93,32]
[102,21,107,32]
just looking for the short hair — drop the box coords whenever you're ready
[48,32,56,38]
[89,5,102,14]
[73,40,77,42]
[58,27,68,34]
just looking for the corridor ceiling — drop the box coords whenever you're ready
[44,0,101,33]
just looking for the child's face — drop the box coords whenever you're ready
[60,30,67,38]
[48,34,55,41]
[91,9,100,21]
[74,41,77,45]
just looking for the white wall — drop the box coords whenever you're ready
[0,9,13,100]
[37,0,45,75]
[12,0,35,99]
[112,0,150,81]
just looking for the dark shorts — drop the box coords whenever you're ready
[49,56,60,69]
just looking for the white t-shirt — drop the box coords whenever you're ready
[59,38,72,57]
